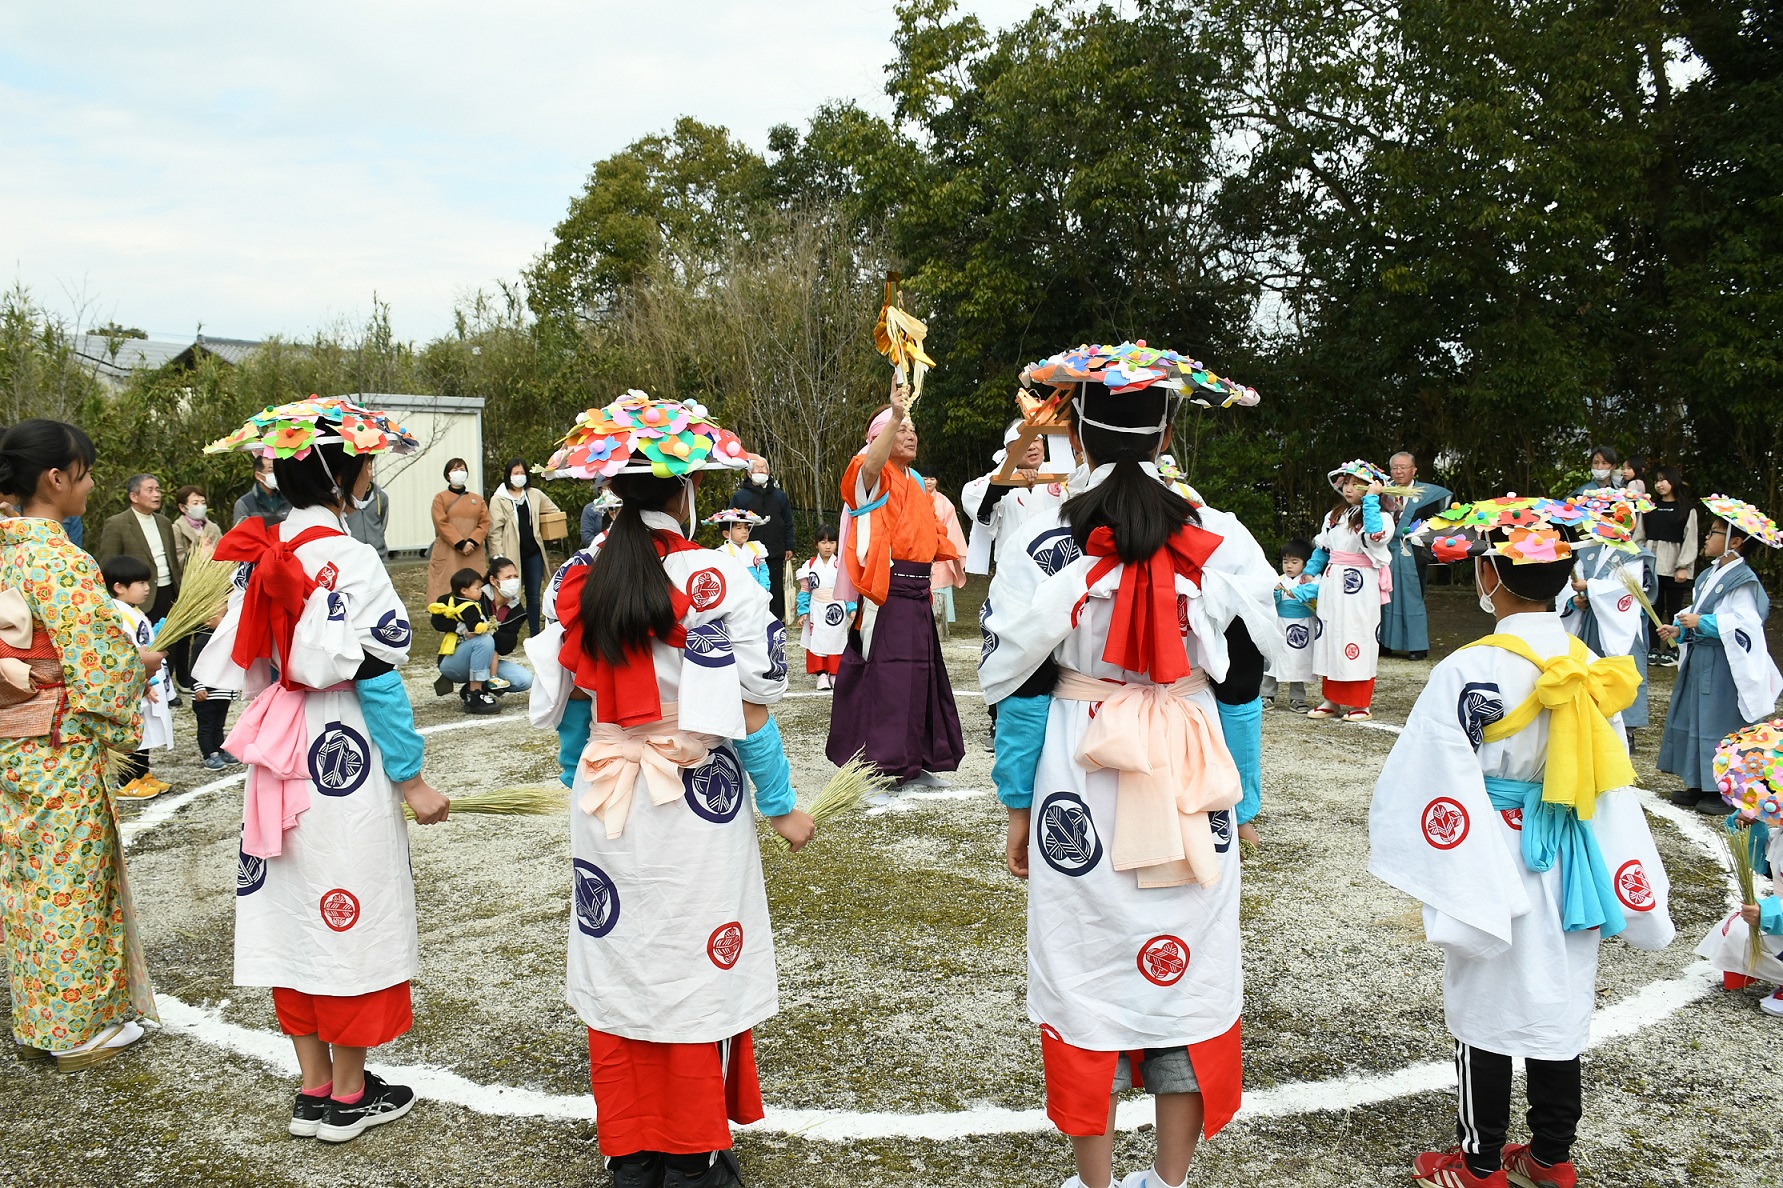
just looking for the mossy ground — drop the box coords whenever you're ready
[1,569,1776,1186]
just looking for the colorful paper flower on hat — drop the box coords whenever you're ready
[1714,719,1783,823]
[1495,526,1571,565]
[1531,498,1590,527]
[1703,494,1783,549]
[548,390,749,481]
[1430,532,1476,563]
[704,508,767,527]
[1021,341,1260,408]
[205,394,418,456]
[1327,459,1389,492]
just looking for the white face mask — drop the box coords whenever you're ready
[1475,563,1497,616]
[1591,467,1612,482]
[448,470,468,488]
[261,472,279,492]
[352,492,374,509]
[186,503,207,520]
[751,472,768,486]
[510,473,527,489]
[498,577,521,599]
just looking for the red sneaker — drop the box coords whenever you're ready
[1413,1148,1509,1187]
[1502,1144,1577,1188]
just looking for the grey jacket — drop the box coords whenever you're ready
[344,483,391,556]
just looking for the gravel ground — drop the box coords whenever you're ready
[2,566,1778,1187]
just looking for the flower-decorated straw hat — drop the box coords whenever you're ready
[1327,459,1390,493]
[703,508,769,528]
[545,390,750,482]
[1702,494,1783,549]
[205,395,419,458]
[1021,340,1260,409]
[1408,494,1642,566]
[1714,718,1783,824]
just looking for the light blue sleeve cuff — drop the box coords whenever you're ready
[557,698,592,788]
[796,588,811,616]
[1757,895,1783,936]
[354,669,425,784]
[1304,548,1329,578]
[735,717,795,817]
[1696,613,1719,639]
[1361,493,1384,535]
[1216,697,1263,825]
[752,564,772,591]
[992,694,1051,809]
[1290,580,1320,604]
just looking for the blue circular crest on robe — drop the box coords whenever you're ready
[326,592,348,622]
[1285,622,1310,650]
[1457,681,1505,751]
[1036,791,1103,877]
[823,600,847,628]
[374,609,412,647]
[1026,527,1082,576]
[236,843,267,896]
[765,619,788,681]
[1313,617,1325,640]
[308,722,371,796]
[232,562,254,591]
[805,571,820,591]
[1342,567,1364,595]
[979,596,998,664]
[550,552,590,602]
[1734,628,1753,652]
[683,748,744,823]
[1210,809,1232,854]
[683,621,735,669]
[572,859,621,938]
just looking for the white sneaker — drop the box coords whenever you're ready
[1121,1169,1184,1188]
[909,770,951,788]
[1761,990,1783,1017]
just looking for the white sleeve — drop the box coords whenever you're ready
[978,515,1080,702]
[1590,787,1675,951]
[1718,583,1783,721]
[312,537,413,666]
[1193,508,1287,675]
[1423,906,1513,962]
[190,573,249,692]
[709,552,785,706]
[1582,557,1643,657]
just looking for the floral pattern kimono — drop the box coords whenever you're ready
[0,517,153,1050]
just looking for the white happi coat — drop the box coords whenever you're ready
[115,600,174,750]
[1311,507,1394,682]
[1696,826,1783,981]
[960,474,1070,575]
[1557,543,1647,660]
[1267,573,1318,684]
[1684,558,1783,723]
[1368,612,1674,1060]
[980,470,1279,1050]
[795,554,848,657]
[194,505,421,996]
[533,511,788,1044]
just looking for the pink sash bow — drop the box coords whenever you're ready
[1055,669,1242,888]
[227,684,313,859]
[578,702,721,838]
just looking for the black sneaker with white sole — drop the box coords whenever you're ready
[288,1089,329,1138]
[315,1072,415,1142]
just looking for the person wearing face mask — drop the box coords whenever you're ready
[727,454,797,622]
[486,457,563,637]
[427,457,490,603]
[342,470,390,559]
[483,557,531,661]
[234,454,292,527]
[1568,444,1620,498]
[171,485,222,568]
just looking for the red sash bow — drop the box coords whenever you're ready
[1083,523,1224,683]
[214,519,345,679]
[556,531,705,727]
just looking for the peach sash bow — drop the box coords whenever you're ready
[579,701,722,838]
[1054,668,1243,888]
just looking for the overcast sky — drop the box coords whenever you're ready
[0,1,1039,343]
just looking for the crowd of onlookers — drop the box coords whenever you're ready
[1577,444,1700,666]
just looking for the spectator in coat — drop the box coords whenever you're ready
[344,475,391,557]
[427,456,490,602]
[232,454,291,527]
[170,485,222,568]
[96,473,181,624]
[728,454,796,621]
[486,457,563,636]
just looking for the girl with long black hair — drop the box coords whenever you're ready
[980,344,1273,1188]
[526,392,812,1188]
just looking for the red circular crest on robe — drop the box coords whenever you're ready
[707,921,745,969]
[1176,592,1190,635]
[1617,594,1634,613]
[1344,642,1361,661]
[1421,797,1470,850]
[314,562,340,591]
[320,888,360,932]
[1614,859,1655,912]
[1136,934,1190,986]
[1499,807,1524,831]
[688,568,726,612]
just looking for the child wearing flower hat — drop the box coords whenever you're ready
[1303,461,1394,721]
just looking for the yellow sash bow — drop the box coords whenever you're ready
[1461,634,1639,820]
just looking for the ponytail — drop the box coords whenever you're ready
[583,473,684,665]
[1062,393,1197,563]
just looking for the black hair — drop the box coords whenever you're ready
[1061,385,1197,563]
[503,457,527,486]
[1588,443,1619,467]
[272,436,371,511]
[1481,525,1578,602]
[101,553,152,593]
[814,526,837,544]
[1653,465,1689,504]
[486,555,517,580]
[583,473,687,666]
[1623,454,1647,482]
[1710,521,1763,561]
[442,457,468,484]
[450,567,484,595]
[0,419,96,502]
[1282,538,1314,562]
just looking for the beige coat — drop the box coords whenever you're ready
[486,485,563,567]
[171,514,222,569]
[428,488,491,601]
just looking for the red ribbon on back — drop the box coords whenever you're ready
[557,531,705,727]
[213,519,345,680]
[1083,523,1223,683]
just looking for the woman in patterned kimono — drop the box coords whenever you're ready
[0,418,160,1069]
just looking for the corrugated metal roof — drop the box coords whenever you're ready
[344,392,487,411]
[70,333,265,382]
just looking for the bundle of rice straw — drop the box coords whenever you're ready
[1726,820,1766,971]
[402,784,565,821]
[776,754,894,849]
[1617,565,1674,646]
[150,544,237,650]
[103,747,134,790]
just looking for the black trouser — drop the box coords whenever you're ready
[121,749,150,783]
[1455,1041,1581,1173]
[766,555,786,623]
[1655,575,1690,634]
[194,694,229,758]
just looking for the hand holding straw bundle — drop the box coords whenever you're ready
[775,754,894,850]
[402,784,565,822]
[1616,565,1673,647]
[150,544,237,650]
[1725,821,1766,971]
